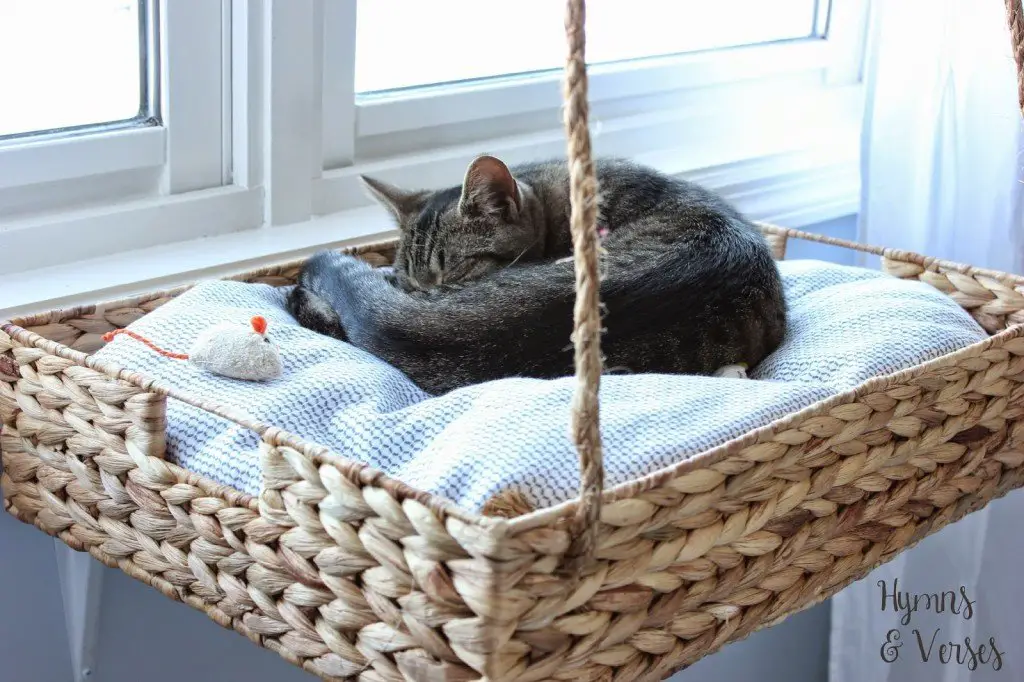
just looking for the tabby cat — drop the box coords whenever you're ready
[287,155,786,394]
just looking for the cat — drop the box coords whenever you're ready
[287,155,787,395]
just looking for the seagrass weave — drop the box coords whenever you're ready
[3,1,1024,681]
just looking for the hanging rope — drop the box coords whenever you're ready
[557,0,1023,568]
[562,0,604,569]
[1007,0,1024,117]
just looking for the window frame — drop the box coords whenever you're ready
[0,0,249,274]
[1,0,871,316]
[304,0,868,216]
[351,37,834,140]
[325,0,868,143]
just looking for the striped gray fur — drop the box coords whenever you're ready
[288,156,786,395]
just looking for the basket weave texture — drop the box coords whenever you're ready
[4,0,1024,679]
[4,228,1024,681]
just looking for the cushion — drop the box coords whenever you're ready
[92,259,989,512]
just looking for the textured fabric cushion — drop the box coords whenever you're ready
[750,260,990,387]
[93,259,988,512]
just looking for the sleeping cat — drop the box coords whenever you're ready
[287,155,786,395]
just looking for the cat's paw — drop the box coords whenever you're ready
[713,363,748,379]
[287,286,347,341]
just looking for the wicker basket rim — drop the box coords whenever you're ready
[0,315,484,524]
[757,222,1024,286]
[513,321,1024,531]
[3,225,1022,530]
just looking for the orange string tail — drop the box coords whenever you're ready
[101,329,190,360]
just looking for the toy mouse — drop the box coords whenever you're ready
[102,315,283,381]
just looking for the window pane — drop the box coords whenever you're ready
[356,0,818,94]
[0,0,144,138]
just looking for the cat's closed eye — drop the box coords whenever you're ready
[444,254,504,282]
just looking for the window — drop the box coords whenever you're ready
[1,0,869,316]
[316,0,867,217]
[0,0,247,279]
[0,0,148,139]
[355,0,821,94]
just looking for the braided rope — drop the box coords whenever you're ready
[557,0,1024,569]
[1007,0,1024,116]
[562,0,604,568]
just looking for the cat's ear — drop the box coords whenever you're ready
[360,175,428,224]
[459,155,521,219]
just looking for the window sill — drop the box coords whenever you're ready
[0,204,394,320]
[0,146,859,320]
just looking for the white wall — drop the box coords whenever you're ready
[0,508,75,682]
[0,214,858,682]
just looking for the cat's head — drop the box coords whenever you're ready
[360,155,544,291]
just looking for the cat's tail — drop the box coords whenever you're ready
[291,230,782,394]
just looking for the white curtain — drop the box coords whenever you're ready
[830,1,1024,682]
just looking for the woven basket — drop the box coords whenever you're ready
[4,1,1024,680]
[4,227,1024,681]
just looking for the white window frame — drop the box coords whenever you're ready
[0,0,261,275]
[301,0,870,218]
[0,0,870,318]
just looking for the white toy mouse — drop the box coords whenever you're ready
[102,315,283,381]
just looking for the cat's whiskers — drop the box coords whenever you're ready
[505,237,542,270]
